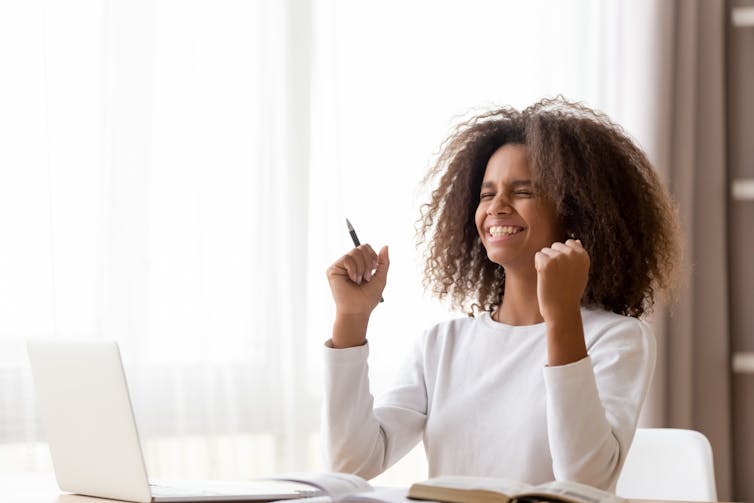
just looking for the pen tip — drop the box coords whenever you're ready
[345,218,353,231]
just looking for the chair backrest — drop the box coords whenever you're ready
[616,428,717,501]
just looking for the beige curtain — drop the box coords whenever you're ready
[651,0,732,499]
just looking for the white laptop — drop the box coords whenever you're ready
[25,338,323,502]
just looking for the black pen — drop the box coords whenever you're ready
[345,218,384,302]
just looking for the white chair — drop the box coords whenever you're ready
[616,428,717,501]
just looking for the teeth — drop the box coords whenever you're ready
[489,225,522,236]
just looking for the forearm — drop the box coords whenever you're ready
[331,313,370,348]
[322,331,428,479]
[322,343,388,478]
[545,307,588,366]
[544,318,657,490]
[544,358,620,489]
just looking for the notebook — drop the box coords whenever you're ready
[25,338,322,503]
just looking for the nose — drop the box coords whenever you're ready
[487,193,512,215]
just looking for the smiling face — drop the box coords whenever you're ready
[474,144,563,270]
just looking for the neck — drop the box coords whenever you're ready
[495,269,543,326]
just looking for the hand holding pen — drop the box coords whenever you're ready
[325,219,389,348]
[325,219,389,322]
[346,219,384,303]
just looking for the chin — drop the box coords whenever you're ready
[485,252,508,267]
[486,249,532,271]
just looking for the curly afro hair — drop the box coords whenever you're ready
[416,97,682,318]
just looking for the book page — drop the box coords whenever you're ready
[522,481,625,503]
[272,472,373,499]
[341,487,412,502]
[414,475,533,495]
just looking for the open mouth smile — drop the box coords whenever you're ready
[489,225,525,237]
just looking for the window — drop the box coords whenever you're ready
[0,0,660,482]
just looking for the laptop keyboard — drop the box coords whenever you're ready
[150,482,321,498]
[151,484,229,497]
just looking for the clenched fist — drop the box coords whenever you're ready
[534,239,590,323]
[326,244,390,317]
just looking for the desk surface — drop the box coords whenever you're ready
[0,471,726,503]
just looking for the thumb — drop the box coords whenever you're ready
[373,245,390,283]
[534,250,547,273]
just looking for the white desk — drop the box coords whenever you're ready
[0,471,728,503]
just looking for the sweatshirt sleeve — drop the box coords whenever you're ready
[321,335,428,480]
[542,317,656,491]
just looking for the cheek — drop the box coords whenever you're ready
[540,210,563,241]
[528,204,561,243]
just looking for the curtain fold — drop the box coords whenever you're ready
[657,0,732,499]
[0,0,322,477]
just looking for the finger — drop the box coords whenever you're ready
[373,245,390,283]
[565,238,583,249]
[341,254,365,284]
[345,245,379,284]
[538,247,559,257]
[551,240,583,254]
[358,244,379,281]
[326,261,349,281]
[360,243,378,260]
[534,250,550,271]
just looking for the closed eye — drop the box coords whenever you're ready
[479,192,495,200]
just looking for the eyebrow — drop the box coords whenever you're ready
[480,179,532,190]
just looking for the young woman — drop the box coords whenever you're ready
[322,98,681,491]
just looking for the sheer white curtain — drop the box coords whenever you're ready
[0,0,666,483]
[0,0,318,478]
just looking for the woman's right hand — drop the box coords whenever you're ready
[326,244,390,317]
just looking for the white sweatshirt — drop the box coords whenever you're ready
[322,307,656,491]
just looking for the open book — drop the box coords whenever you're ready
[407,476,626,503]
[271,474,624,503]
